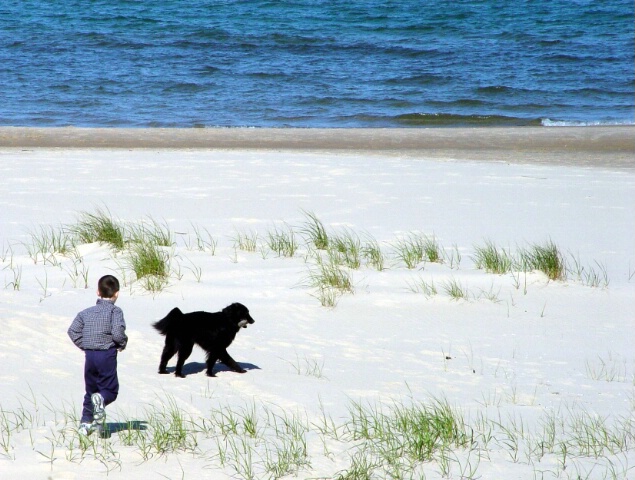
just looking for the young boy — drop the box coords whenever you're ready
[68,275,127,435]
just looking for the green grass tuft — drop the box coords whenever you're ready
[361,234,385,271]
[266,224,298,257]
[128,243,170,279]
[305,255,354,307]
[72,208,126,250]
[301,211,329,250]
[393,233,443,269]
[442,278,469,300]
[473,240,513,274]
[231,229,259,252]
[520,240,566,281]
[25,225,75,264]
[407,276,437,297]
[328,228,362,269]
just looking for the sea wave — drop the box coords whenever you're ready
[339,113,634,128]
[542,119,635,127]
[391,113,543,127]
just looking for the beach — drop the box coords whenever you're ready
[0,127,634,479]
[1,126,634,166]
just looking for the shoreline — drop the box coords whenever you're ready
[1,126,634,168]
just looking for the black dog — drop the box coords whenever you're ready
[153,303,254,378]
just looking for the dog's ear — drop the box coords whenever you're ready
[223,303,253,323]
[223,303,240,316]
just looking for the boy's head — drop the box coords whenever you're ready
[97,275,120,300]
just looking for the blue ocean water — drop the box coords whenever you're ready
[1,0,633,128]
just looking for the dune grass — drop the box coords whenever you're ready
[328,228,362,269]
[129,217,174,248]
[71,208,126,250]
[2,391,633,479]
[301,210,329,250]
[127,242,171,291]
[393,234,425,269]
[5,208,612,299]
[407,276,438,298]
[287,354,327,379]
[24,225,75,265]
[392,233,443,269]
[442,278,469,301]
[568,253,610,288]
[304,255,354,307]
[473,239,514,274]
[186,223,218,254]
[232,229,259,253]
[519,240,567,281]
[4,265,22,291]
[361,234,386,271]
[266,224,298,258]
[474,239,571,283]
[343,397,470,464]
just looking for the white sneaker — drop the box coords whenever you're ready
[78,422,94,436]
[91,393,106,424]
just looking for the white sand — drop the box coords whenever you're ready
[0,129,634,479]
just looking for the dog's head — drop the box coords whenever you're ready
[223,303,255,330]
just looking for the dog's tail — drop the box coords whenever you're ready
[152,307,183,335]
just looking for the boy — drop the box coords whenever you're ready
[68,275,127,435]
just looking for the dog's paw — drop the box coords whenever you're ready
[175,372,186,378]
[158,369,169,374]
[205,371,217,377]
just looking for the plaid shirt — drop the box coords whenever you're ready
[68,298,128,351]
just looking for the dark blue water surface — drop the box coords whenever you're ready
[1,0,633,127]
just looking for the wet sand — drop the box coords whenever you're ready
[1,126,633,168]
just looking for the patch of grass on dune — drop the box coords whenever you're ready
[393,233,443,269]
[1,388,635,478]
[12,208,612,301]
[442,277,469,301]
[231,229,259,253]
[186,223,218,254]
[520,240,567,281]
[473,239,514,274]
[130,217,174,248]
[266,223,298,258]
[304,255,354,308]
[301,210,329,250]
[71,208,127,250]
[361,234,386,271]
[328,228,362,269]
[24,225,75,264]
[127,242,171,292]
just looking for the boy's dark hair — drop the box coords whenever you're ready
[98,275,120,299]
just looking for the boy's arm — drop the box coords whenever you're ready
[67,314,84,349]
[112,308,128,351]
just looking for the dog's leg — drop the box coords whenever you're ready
[219,350,246,374]
[205,351,219,377]
[158,336,177,374]
[174,342,194,378]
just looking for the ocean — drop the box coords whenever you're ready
[1,0,633,128]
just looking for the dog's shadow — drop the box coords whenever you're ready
[99,420,147,439]
[164,361,260,376]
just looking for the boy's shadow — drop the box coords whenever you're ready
[100,420,147,439]
[163,361,260,376]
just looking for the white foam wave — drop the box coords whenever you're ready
[542,118,635,127]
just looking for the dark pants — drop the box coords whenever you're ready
[82,348,119,423]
